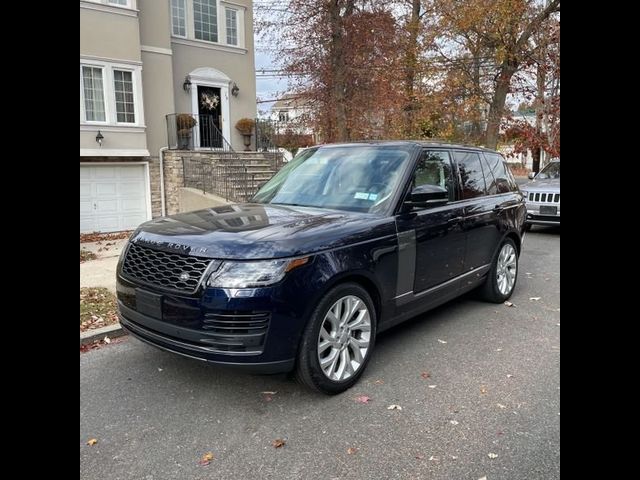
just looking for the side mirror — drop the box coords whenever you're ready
[405,184,448,208]
[528,172,536,179]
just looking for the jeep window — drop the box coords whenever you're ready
[454,151,487,199]
[484,152,517,193]
[251,145,413,213]
[412,150,457,201]
[537,161,560,179]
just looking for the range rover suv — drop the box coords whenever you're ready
[116,142,526,394]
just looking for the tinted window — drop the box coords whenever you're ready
[484,152,516,193]
[454,151,486,199]
[412,150,456,201]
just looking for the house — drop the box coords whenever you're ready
[270,94,315,138]
[80,0,257,233]
[499,110,551,169]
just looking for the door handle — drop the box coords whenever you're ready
[448,216,463,224]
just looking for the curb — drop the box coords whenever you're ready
[80,323,128,346]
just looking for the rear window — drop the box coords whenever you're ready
[484,152,518,193]
[454,151,487,199]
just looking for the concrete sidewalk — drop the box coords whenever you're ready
[80,239,128,344]
[80,239,127,293]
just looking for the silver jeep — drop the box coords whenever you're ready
[520,159,560,230]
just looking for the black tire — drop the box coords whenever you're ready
[478,237,519,303]
[295,282,377,395]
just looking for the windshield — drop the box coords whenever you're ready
[251,145,413,213]
[537,161,560,179]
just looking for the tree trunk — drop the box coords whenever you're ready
[484,61,517,150]
[403,0,422,137]
[532,55,546,173]
[329,0,351,142]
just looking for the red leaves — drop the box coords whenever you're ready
[420,371,431,379]
[354,395,371,404]
[198,452,214,466]
[272,439,286,448]
[80,230,133,244]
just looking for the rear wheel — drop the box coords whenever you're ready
[479,238,519,303]
[295,283,376,394]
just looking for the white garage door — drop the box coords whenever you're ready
[80,163,150,233]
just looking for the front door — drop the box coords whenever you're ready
[197,85,222,148]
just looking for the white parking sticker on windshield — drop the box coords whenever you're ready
[354,192,370,200]
[368,193,378,201]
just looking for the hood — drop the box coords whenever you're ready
[520,177,560,192]
[131,203,395,260]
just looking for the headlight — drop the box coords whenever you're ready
[207,257,309,288]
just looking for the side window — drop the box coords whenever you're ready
[485,152,517,193]
[480,155,498,195]
[412,150,456,201]
[454,151,486,199]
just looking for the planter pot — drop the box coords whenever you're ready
[178,135,192,150]
[242,134,252,151]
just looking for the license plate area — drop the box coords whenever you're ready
[135,289,163,320]
[539,205,557,215]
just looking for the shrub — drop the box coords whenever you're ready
[176,114,197,130]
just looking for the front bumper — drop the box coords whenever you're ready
[116,272,312,374]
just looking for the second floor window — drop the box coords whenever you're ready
[171,0,186,37]
[80,62,140,125]
[194,0,218,42]
[225,8,237,45]
[82,66,106,122]
[171,0,244,47]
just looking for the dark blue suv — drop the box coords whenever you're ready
[117,142,526,394]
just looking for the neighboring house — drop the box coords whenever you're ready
[80,0,257,233]
[270,94,315,137]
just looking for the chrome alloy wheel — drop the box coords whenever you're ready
[496,243,517,295]
[317,295,371,381]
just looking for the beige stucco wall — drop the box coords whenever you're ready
[171,0,257,151]
[138,0,172,50]
[80,129,148,151]
[80,6,141,61]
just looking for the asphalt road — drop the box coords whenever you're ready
[80,227,560,480]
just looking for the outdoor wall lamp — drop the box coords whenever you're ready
[95,130,104,147]
[231,82,239,97]
[183,76,192,93]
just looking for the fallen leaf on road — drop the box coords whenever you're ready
[451,455,458,460]
[478,477,487,480]
[355,395,371,404]
[487,453,498,459]
[415,454,425,460]
[497,403,506,409]
[495,348,503,352]
[449,420,459,425]
[198,452,214,466]
[429,455,439,462]
[387,404,402,410]
[261,391,277,395]
[480,386,488,394]
[529,297,541,301]
[272,439,286,448]
[420,371,431,379]
[103,336,111,344]
[374,379,384,385]
[157,368,163,372]
[428,385,437,389]
[347,447,358,455]
[437,339,447,344]
[506,374,514,378]
[86,438,98,446]
[504,301,515,307]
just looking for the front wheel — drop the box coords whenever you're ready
[479,238,519,303]
[295,283,376,395]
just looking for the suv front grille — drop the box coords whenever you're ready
[122,243,213,294]
[528,192,559,203]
